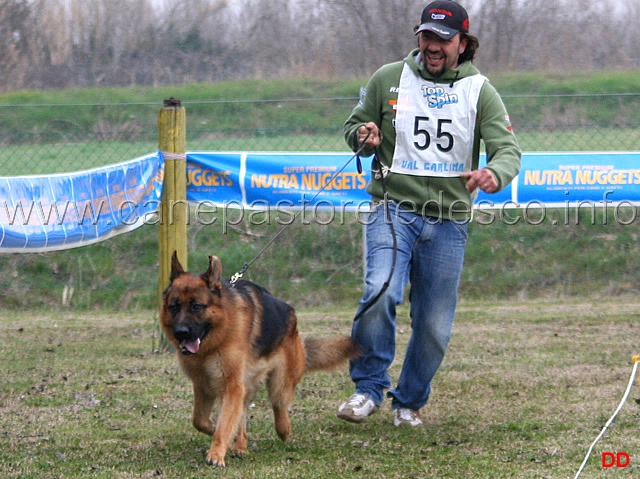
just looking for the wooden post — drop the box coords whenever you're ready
[157,98,187,351]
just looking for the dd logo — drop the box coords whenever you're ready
[601,451,630,468]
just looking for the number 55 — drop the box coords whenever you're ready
[413,116,454,153]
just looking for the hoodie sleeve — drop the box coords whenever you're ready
[344,69,386,157]
[477,82,522,191]
[344,60,407,166]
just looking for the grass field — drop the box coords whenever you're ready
[1,126,638,177]
[1,74,639,477]
[1,71,639,176]
[1,299,638,478]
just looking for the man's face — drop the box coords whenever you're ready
[418,31,468,77]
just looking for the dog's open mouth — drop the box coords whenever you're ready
[179,338,201,355]
[173,323,210,356]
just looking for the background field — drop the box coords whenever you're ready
[1,72,639,311]
[1,300,638,478]
[1,71,640,175]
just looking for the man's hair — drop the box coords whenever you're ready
[459,33,479,64]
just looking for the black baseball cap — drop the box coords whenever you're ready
[415,1,469,40]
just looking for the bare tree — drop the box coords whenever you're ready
[0,0,636,90]
[621,0,640,68]
[318,0,417,77]
[0,0,32,90]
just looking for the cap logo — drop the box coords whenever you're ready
[431,26,450,36]
[431,13,446,20]
[429,7,453,18]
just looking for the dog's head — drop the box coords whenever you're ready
[161,252,224,355]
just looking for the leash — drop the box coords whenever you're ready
[352,151,397,322]
[229,131,398,325]
[229,132,371,286]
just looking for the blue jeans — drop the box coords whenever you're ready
[350,201,468,411]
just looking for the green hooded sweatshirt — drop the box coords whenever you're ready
[344,48,521,221]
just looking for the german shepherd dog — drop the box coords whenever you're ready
[161,252,359,467]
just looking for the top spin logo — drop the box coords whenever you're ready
[422,85,459,109]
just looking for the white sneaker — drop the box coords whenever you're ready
[393,408,423,427]
[337,393,379,423]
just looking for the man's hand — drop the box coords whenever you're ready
[357,122,382,149]
[461,168,498,193]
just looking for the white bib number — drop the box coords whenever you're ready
[391,66,486,177]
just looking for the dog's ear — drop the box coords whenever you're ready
[169,251,186,282]
[202,255,223,294]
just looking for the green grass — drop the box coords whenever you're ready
[1,72,639,142]
[0,141,158,176]
[1,73,638,477]
[0,126,637,176]
[0,72,638,176]
[1,206,638,311]
[1,300,638,478]
[0,73,638,309]
[515,127,640,152]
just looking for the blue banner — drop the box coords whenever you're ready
[0,153,164,252]
[476,152,640,209]
[187,152,245,205]
[187,151,640,210]
[187,152,372,210]
[2,150,638,252]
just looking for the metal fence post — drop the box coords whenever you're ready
[157,97,187,351]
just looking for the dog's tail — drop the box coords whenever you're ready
[303,336,360,372]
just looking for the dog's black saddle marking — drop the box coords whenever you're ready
[228,280,293,358]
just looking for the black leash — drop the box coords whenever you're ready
[229,132,398,325]
[352,151,397,322]
[229,132,371,285]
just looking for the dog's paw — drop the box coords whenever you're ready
[205,451,226,468]
[232,435,248,455]
[230,448,247,459]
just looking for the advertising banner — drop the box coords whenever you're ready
[188,151,640,210]
[0,153,164,252]
[476,152,640,209]
[2,150,638,252]
[187,152,372,210]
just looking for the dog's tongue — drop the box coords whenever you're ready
[182,338,201,354]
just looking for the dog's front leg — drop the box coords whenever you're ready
[191,384,216,436]
[206,379,246,467]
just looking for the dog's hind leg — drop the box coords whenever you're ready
[267,343,305,441]
[267,371,293,441]
[232,411,248,456]
[232,387,258,456]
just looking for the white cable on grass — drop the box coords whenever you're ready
[573,358,639,479]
